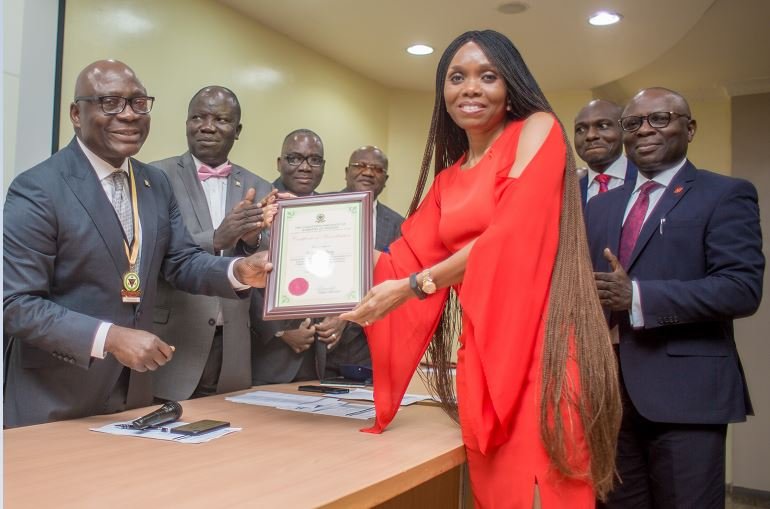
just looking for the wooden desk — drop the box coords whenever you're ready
[3,383,466,508]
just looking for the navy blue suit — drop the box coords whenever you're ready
[579,159,637,207]
[585,161,763,507]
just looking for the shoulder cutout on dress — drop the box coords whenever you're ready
[508,112,556,179]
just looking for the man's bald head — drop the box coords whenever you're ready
[70,60,151,167]
[574,99,624,173]
[621,87,696,177]
[345,145,389,198]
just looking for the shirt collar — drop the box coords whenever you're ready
[76,137,129,181]
[191,154,230,172]
[631,158,687,193]
[586,154,628,183]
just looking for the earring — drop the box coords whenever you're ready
[506,99,512,111]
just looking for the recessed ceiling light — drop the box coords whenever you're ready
[588,10,622,26]
[407,44,434,56]
[497,2,529,15]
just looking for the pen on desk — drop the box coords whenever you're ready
[660,218,666,235]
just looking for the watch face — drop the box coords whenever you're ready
[422,280,437,294]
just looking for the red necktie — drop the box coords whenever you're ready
[618,181,661,269]
[198,163,232,181]
[595,173,611,193]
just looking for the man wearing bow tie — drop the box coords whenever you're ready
[586,88,764,508]
[574,99,637,207]
[150,86,273,400]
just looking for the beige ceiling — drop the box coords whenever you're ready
[219,0,770,98]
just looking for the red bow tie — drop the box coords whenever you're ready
[198,163,232,181]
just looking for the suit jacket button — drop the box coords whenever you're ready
[208,318,216,326]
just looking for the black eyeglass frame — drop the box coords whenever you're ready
[619,111,691,132]
[74,95,155,115]
[282,154,325,168]
[348,162,387,176]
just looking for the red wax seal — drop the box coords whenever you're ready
[288,278,309,296]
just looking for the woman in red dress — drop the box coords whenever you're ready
[341,30,620,508]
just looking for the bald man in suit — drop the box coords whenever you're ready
[3,61,271,427]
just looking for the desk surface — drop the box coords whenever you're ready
[3,382,464,509]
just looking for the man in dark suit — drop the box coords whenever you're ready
[250,129,344,384]
[586,87,764,508]
[325,146,404,377]
[150,86,273,401]
[574,99,636,206]
[3,61,271,427]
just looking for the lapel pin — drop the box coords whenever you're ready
[235,180,242,187]
[674,186,683,194]
[144,179,151,188]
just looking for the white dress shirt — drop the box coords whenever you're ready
[586,154,629,202]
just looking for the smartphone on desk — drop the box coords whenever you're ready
[298,385,349,394]
[170,419,230,435]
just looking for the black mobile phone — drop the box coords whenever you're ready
[298,385,349,394]
[170,419,230,435]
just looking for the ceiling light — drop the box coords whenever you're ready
[497,2,529,15]
[588,11,622,26]
[406,44,434,56]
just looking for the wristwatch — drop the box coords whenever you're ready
[409,272,428,300]
[419,269,437,295]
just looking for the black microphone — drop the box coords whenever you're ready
[130,401,183,430]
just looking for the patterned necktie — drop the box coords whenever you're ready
[110,171,134,243]
[198,163,233,181]
[595,173,611,194]
[618,180,661,269]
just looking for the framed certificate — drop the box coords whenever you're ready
[263,191,373,319]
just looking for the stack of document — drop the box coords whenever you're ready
[226,391,376,420]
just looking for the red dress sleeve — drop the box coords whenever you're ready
[361,175,452,434]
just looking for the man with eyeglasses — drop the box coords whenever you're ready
[149,86,274,402]
[3,60,273,427]
[324,146,404,378]
[574,99,637,207]
[585,87,764,508]
[250,129,345,384]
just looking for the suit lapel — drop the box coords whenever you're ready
[60,139,128,277]
[626,162,695,270]
[130,160,158,290]
[607,180,636,256]
[179,152,213,231]
[225,165,245,213]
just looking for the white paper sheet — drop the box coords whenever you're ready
[90,421,241,443]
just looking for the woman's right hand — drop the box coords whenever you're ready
[340,278,413,326]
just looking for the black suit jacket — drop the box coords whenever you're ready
[585,161,763,424]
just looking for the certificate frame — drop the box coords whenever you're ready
[263,191,373,320]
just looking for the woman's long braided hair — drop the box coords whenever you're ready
[410,30,621,500]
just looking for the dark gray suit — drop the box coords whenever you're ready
[149,152,272,400]
[3,139,238,427]
[249,196,404,384]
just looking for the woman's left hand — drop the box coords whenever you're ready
[340,278,412,326]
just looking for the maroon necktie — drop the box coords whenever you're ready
[618,181,661,269]
[595,173,611,194]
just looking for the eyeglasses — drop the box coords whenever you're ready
[348,162,387,176]
[619,111,690,132]
[74,95,155,115]
[283,154,325,168]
